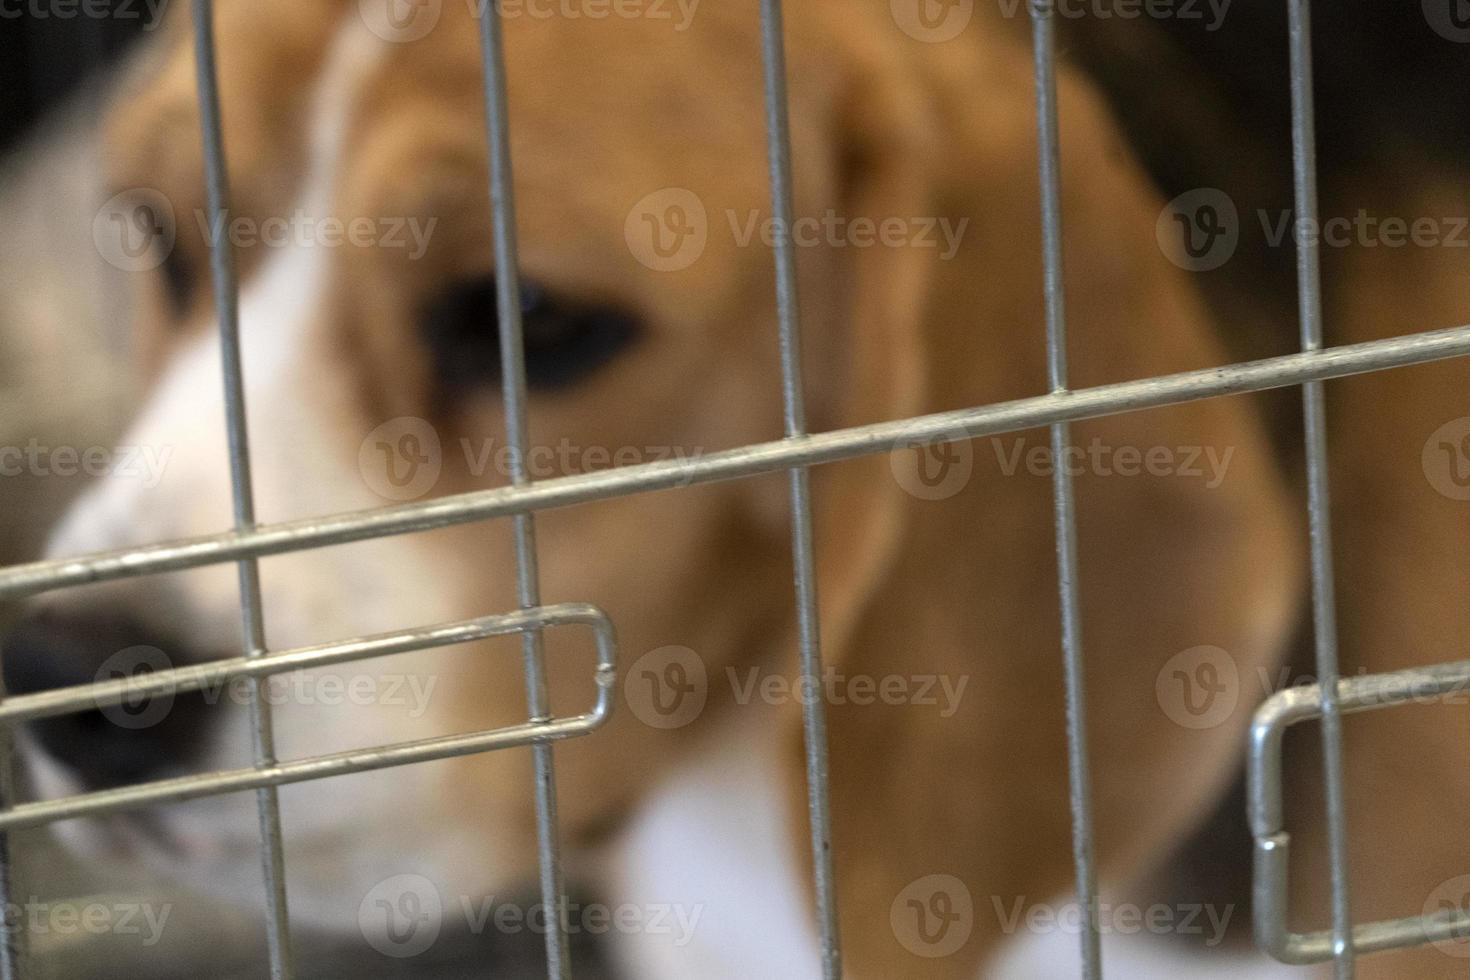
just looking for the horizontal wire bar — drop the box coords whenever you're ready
[0,604,613,725]
[0,707,608,833]
[3,323,1470,602]
[0,605,616,832]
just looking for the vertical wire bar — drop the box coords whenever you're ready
[475,7,571,978]
[757,2,842,976]
[191,4,295,976]
[1029,2,1102,976]
[1287,0,1354,974]
[0,677,24,980]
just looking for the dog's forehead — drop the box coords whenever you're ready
[363,6,777,192]
[199,6,798,252]
[109,1,846,330]
[329,6,815,299]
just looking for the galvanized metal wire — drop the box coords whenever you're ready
[0,605,616,832]
[474,4,574,975]
[2,0,1470,976]
[757,1,843,976]
[1286,1,1356,975]
[1250,656,1470,961]
[4,325,1468,606]
[189,3,295,974]
[1028,2,1103,976]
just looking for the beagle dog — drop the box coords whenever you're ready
[2,1,1463,977]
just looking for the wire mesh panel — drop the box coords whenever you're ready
[2,1,1470,978]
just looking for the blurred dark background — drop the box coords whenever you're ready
[0,0,155,155]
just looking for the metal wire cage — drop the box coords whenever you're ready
[2,1,1470,978]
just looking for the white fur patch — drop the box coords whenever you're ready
[600,708,824,979]
[603,706,1318,980]
[34,15,497,929]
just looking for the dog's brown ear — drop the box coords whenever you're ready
[780,21,944,663]
[770,13,1304,979]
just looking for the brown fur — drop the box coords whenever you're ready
[74,1,1316,975]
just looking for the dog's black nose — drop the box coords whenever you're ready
[1,610,209,789]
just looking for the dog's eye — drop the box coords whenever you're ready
[421,276,640,393]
